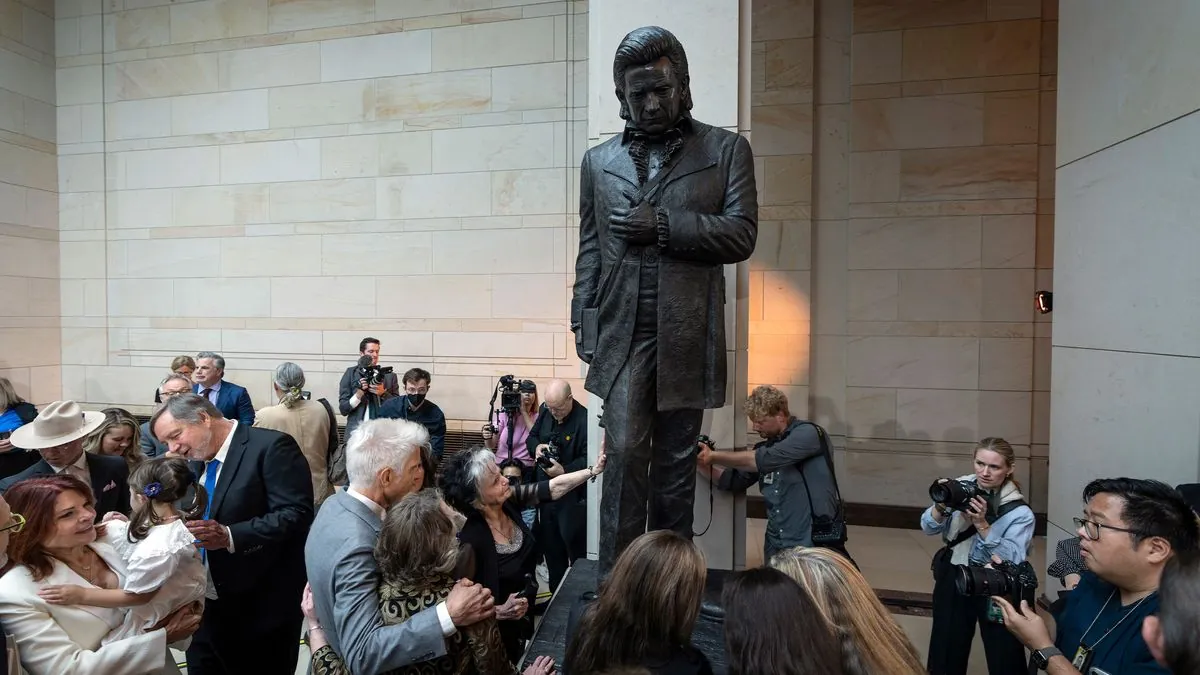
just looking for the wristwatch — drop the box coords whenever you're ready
[1032,646,1063,670]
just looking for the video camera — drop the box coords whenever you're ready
[357,355,394,388]
[929,477,986,511]
[498,374,522,412]
[955,559,1038,623]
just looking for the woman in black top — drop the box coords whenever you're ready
[564,530,712,675]
[441,446,604,663]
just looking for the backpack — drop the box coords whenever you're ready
[317,398,346,487]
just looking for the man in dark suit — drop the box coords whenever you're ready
[193,351,255,426]
[151,393,313,674]
[571,26,757,575]
[0,400,130,519]
[338,336,400,442]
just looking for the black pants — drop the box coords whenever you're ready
[187,597,302,675]
[599,332,704,576]
[928,566,1028,675]
[540,502,586,593]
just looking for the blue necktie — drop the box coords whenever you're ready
[201,459,220,562]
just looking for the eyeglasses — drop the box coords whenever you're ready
[0,513,26,534]
[1074,517,1139,541]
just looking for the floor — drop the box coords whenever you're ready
[172,522,1048,675]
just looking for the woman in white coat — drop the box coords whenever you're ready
[0,474,200,675]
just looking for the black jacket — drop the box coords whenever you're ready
[337,365,400,439]
[571,119,758,410]
[0,452,131,518]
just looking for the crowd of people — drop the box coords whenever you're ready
[0,342,1199,675]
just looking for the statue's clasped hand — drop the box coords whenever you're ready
[609,193,658,246]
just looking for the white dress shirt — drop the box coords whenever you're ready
[197,380,222,405]
[203,421,239,600]
[345,488,456,637]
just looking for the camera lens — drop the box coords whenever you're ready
[929,482,952,504]
[955,565,1013,597]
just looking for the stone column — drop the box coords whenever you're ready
[583,0,752,569]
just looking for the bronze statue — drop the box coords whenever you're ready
[571,26,758,574]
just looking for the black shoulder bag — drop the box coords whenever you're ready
[795,422,848,546]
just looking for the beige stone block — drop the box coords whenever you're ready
[1037,144,1054,198]
[491,168,566,216]
[57,65,103,106]
[57,14,102,58]
[106,98,172,140]
[431,123,557,173]
[434,331,557,359]
[852,95,984,151]
[375,0,489,20]
[750,220,811,271]
[982,269,1034,321]
[269,81,375,128]
[847,216,981,269]
[320,135,379,179]
[431,16,554,71]
[172,278,270,318]
[221,235,323,277]
[376,69,491,119]
[112,146,220,190]
[1038,90,1055,146]
[761,154,813,206]
[322,31,433,82]
[491,62,568,112]
[378,131,433,176]
[170,0,268,44]
[269,178,375,222]
[896,388,980,442]
[220,328,323,355]
[0,276,56,318]
[846,336,979,388]
[748,331,811,386]
[57,103,105,145]
[110,6,170,50]
[1033,336,1050,391]
[489,273,567,320]
[845,387,896,438]
[902,20,1040,81]
[107,279,173,317]
[321,232,433,275]
[0,328,60,368]
[851,31,901,85]
[377,173,490,219]
[898,270,982,321]
[220,139,321,184]
[981,214,1036,268]
[321,330,433,358]
[172,89,270,135]
[899,145,1038,201]
[989,0,1041,20]
[848,151,899,204]
[58,153,104,193]
[59,240,103,279]
[432,229,556,275]
[268,276,373,318]
[847,270,897,321]
[174,185,271,226]
[107,54,219,101]
[854,0,985,32]
[1035,214,1053,269]
[753,0,815,40]
[765,37,814,91]
[376,275,492,319]
[979,337,1033,391]
[107,188,170,229]
[984,90,1039,145]
[753,105,812,156]
[219,43,321,91]
[125,327,219,355]
[0,142,55,193]
[978,390,1031,444]
[266,0,374,33]
[109,238,221,278]
[760,270,811,322]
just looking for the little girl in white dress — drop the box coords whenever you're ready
[38,456,208,645]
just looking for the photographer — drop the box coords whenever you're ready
[993,478,1198,675]
[922,437,1033,675]
[697,385,852,565]
[338,337,399,441]
[525,380,588,592]
[484,378,540,474]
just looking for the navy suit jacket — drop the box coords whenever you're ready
[195,380,255,426]
[0,452,131,518]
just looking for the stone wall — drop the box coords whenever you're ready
[0,0,60,404]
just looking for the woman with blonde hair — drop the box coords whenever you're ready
[771,546,924,675]
[82,408,146,471]
[564,530,711,675]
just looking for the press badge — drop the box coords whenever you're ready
[1072,645,1093,671]
[762,471,775,486]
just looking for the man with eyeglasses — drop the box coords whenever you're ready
[995,478,1199,674]
[140,373,195,458]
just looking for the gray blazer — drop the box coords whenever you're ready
[304,491,447,673]
[139,421,166,458]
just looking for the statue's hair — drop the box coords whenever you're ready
[612,26,694,120]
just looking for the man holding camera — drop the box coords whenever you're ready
[994,478,1197,675]
[525,380,588,592]
[697,385,851,565]
[338,338,400,442]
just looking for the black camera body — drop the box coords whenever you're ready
[696,434,713,454]
[536,439,561,469]
[955,559,1038,623]
[930,477,986,511]
[359,363,394,387]
[498,374,522,412]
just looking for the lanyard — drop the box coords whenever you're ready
[1079,589,1155,652]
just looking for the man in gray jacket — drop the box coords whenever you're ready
[304,418,494,673]
[698,385,852,565]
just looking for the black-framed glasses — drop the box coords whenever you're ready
[0,513,25,534]
[1073,517,1138,541]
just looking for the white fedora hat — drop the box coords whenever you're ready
[9,401,104,450]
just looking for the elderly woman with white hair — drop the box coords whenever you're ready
[440,445,606,664]
[254,362,336,505]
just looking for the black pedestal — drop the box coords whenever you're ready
[523,559,731,674]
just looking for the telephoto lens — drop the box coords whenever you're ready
[929,478,985,511]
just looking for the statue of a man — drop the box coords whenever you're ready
[571,25,758,573]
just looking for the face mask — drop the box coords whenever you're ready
[407,393,426,407]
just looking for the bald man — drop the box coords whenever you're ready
[526,379,589,591]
